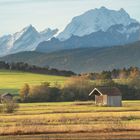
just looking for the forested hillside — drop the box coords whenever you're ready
[1,41,140,73]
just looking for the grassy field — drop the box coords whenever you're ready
[0,71,139,139]
[0,101,140,139]
[0,70,131,96]
[0,70,67,95]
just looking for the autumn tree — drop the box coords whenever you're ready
[129,67,140,79]
[119,68,128,79]
[20,83,30,102]
[61,77,92,101]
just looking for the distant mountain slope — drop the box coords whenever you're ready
[0,51,45,65]
[57,7,137,40]
[1,41,140,73]
[0,25,58,56]
[36,23,140,53]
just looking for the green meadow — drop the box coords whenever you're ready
[0,70,134,95]
[0,70,67,95]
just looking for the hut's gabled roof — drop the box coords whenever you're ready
[89,87,121,96]
[1,93,13,98]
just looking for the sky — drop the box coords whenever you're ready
[0,0,140,36]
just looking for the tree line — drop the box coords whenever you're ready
[80,67,140,80]
[19,77,140,103]
[19,77,92,102]
[0,61,139,79]
[0,61,75,76]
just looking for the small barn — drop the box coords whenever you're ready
[0,93,13,103]
[89,87,122,107]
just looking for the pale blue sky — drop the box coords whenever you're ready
[0,0,140,36]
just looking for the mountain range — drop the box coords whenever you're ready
[0,7,140,56]
[57,7,137,40]
[36,22,140,53]
[36,7,140,53]
[1,7,140,73]
[0,25,58,56]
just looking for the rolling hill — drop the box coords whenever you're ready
[1,41,140,73]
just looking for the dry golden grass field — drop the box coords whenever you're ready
[0,101,140,140]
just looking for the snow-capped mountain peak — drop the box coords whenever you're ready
[12,25,39,43]
[57,7,138,40]
[0,25,59,56]
[40,28,58,37]
[40,28,53,34]
[40,28,59,41]
[20,24,35,33]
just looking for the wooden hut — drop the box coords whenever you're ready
[89,87,122,107]
[0,93,13,103]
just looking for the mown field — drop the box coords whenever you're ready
[0,101,140,140]
[0,70,67,95]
